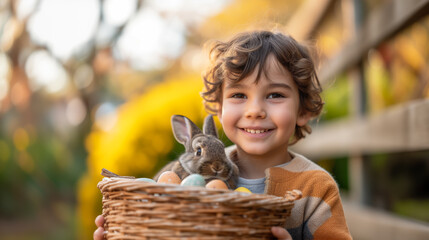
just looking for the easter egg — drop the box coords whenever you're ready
[234,187,252,193]
[157,171,181,184]
[136,178,156,183]
[181,174,206,187]
[205,179,229,190]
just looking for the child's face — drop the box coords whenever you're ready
[218,55,310,157]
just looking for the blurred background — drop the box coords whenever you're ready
[0,0,428,239]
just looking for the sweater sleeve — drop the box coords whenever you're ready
[309,173,352,240]
[266,166,352,240]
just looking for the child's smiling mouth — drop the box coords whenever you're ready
[241,128,273,134]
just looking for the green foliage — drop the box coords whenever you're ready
[0,130,85,217]
[320,74,350,121]
[317,157,349,191]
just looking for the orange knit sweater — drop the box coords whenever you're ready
[226,146,352,240]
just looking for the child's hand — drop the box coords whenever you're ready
[93,215,105,240]
[271,226,292,240]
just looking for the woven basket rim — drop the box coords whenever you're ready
[98,176,302,203]
[98,169,302,239]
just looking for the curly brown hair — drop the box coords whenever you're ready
[201,30,324,144]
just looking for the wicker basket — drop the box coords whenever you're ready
[98,170,301,240]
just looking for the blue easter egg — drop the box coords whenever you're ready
[136,178,156,183]
[180,174,206,187]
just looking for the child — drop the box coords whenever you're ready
[94,30,351,240]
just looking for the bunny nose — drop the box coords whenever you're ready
[211,163,224,173]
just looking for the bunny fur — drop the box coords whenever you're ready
[154,115,239,189]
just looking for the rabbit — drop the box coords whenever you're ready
[154,114,239,189]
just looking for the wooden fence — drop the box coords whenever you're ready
[289,0,429,239]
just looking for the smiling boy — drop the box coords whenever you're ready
[201,30,352,239]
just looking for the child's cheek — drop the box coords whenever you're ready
[221,102,240,118]
[220,103,239,130]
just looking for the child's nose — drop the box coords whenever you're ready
[245,100,266,119]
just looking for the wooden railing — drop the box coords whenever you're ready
[289,0,429,239]
[293,99,429,158]
[318,0,429,85]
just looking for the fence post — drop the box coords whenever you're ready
[347,0,369,205]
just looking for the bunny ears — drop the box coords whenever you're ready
[171,115,218,146]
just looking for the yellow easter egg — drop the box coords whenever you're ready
[234,187,252,193]
[157,171,181,184]
[205,179,229,190]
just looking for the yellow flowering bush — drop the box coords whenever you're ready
[77,75,207,239]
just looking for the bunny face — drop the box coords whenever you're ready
[154,114,238,188]
[180,134,234,182]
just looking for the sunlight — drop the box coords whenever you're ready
[147,0,231,24]
[27,0,99,61]
[25,50,69,93]
[22,0,229,71]
[115,8,185,70]
[0,53,11,101]
[103,0,137,26]
[16,0,38,20]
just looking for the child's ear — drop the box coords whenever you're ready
[297,110,312,127]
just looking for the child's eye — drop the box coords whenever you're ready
[267,93,285,99]
[231,93,247,99]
